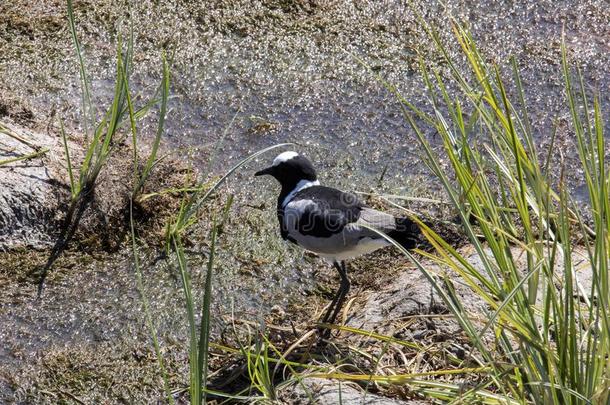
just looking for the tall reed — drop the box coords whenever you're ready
[356,19,610,404]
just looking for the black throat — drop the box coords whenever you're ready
[277,179,310,210]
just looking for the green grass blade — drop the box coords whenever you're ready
[173,234,200,405]
[130,199,175,405]
[197,215,219,404]
[66,0,95,141]
[0,148,49,167]
[120,48,139,177]
[59,121,76,198]
[134,53,170,197]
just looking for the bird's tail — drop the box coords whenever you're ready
[386,216,422,250]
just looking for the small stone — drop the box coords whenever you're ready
[270,304,285,316]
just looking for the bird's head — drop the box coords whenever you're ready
[255,151,317,189]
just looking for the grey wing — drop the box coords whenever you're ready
[326,208,397,259]
[353,208,421,250]
[346,207,398,237]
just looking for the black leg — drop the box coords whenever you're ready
[319,261,350,339]
[327,261,350,326]
[321,261,344,324]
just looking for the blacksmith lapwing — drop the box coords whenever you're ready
[255,151,421,335]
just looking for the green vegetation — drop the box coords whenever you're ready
[129,17,608,405]
[56,2,305,403]
[162,143,290,404]
[354,19,609,404]
[0,122,49,166]
[62,0,168,203]
[37,0,168,295]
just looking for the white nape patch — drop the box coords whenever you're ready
[282,179,320,208]
[272,151,299,166]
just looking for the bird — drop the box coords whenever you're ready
[255,151,422,335]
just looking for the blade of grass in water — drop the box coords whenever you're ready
[172,234,199,403]
[67,0,95,141]
[130,199,175,405]
[59,121,76,198]
[120,28,139,178]
[197,213,219,404]
[133,53,170,197]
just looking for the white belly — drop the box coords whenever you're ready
[292,233,390,261]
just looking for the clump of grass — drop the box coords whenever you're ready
[237,327,278,400]
[37,0,169,295]
[354,18,609,404]
[61,0,168,203]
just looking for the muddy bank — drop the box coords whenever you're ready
[0,119,191,252]
[0,121,69,250]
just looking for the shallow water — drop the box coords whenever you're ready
[7,1,605,202]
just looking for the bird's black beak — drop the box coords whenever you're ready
[254,166,274,177]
